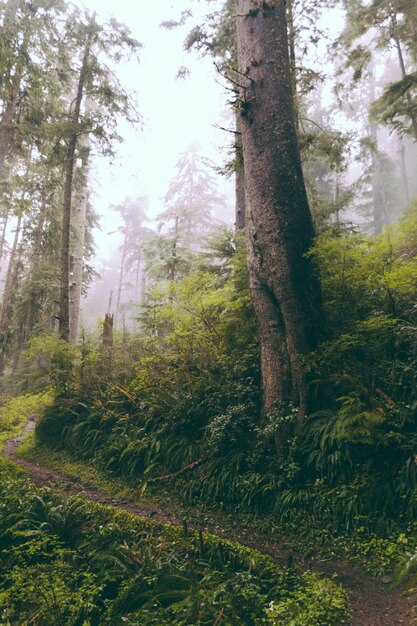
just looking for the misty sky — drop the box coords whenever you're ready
[74,0,234,262]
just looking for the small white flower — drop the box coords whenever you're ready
[268,601,275,611]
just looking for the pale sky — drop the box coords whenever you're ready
[74,0,234,262]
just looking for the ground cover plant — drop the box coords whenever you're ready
[0,463,347,625]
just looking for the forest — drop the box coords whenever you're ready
[0,0,417,624]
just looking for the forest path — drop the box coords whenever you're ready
[3,418,415,626]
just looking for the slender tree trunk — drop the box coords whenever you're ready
[135,258,141,301]
[236,0,324,433]
[333,171,340,225]
[168,215,179,303]
[115,236,127,329]
[391,15,417,142]
[19,197,47,354]
[0,8,29,183]
[235,115,246,231]
[0,211,24,373]
[368,66,384,234]
[286,0,299,130]
[139,269,146,312]
[0,211,10,265]
[59,29,93,341]
[69,162,89,343]
[397,135,410,209]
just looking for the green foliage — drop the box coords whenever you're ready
[0,463,347,625]
[23,334,81,393]
[0,390,53,448]
[263,572,347,625]
[33,212,417,549]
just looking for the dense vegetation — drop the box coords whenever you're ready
[2,0,417,623]
[33,209,417,539]
[0,466,348,625]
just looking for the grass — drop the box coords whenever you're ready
[0,389,54,448]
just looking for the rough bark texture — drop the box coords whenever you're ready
[102,313,114,348]
[59,31,93,341]
[236,0,323,428]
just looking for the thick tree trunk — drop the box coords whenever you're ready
[59,30,93,341]
[236,0,323,431]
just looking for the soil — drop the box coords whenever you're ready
[3,418,416,626]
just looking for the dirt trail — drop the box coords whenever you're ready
[3,419,415,626]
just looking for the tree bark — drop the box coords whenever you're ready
[235,0,324,432]
[115,235,127,329]
[235,115,246,230]
[397,135,410,209]
[69,163,89,343]
[0,211,24,373]
[59,29,93,341]
[19,197,47,353]
[0,211,10,266]
[0,0,29,181]
[368,67,385,234]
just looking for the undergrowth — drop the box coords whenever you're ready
[0,464,347,625]
[28,215,417,585]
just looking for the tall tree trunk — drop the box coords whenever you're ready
[59,28,93,341]
[168,215,179,303]
[135,258,141,301]
[115,236,127,329]
[235,115,246,231]
[0,210,10,265]
[368,65,384,234]
[19,197,47,354]
[391,15,417,142]
[0,2,29,183]
[397,135,410,209]
[333,171,340,225]
[0,211,24,373]
[286,0,299,130]
[236,0,324,434]
[69,160,89,343]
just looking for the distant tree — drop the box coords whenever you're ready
[150,142,226,287]
[113,195,150,328]
[339,0,417,142]
[56,10,141,341]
